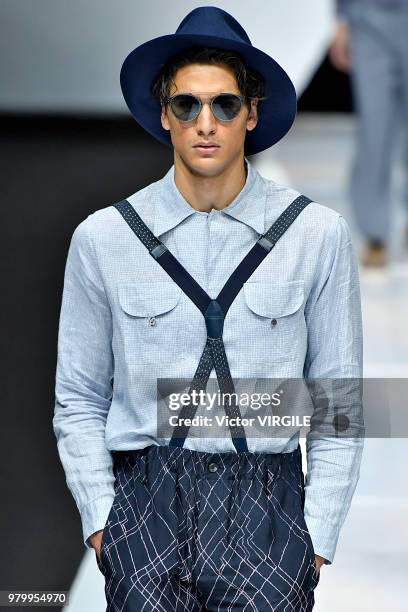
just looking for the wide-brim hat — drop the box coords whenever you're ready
[120,6,297,156]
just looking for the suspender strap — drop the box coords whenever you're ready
[217,195,313,314]
[112,201,211,314]
[113,194,312,452]
[113,194,312,320]
[169,337,249,453]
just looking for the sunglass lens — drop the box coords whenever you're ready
[212,94,243,120]
[170,95,200,121]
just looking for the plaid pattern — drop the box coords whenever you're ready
[96,443,320,611]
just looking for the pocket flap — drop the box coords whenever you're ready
[243,281,304,318]
[118,281,181,317]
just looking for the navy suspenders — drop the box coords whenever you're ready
[113,194,312,453]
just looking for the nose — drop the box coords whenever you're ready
[195,102,217,136]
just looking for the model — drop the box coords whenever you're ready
[54,6,364,611]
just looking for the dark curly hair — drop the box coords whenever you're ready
[151,46,267,112]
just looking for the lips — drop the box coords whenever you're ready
[193,143,220,149]
[193,143,220,153]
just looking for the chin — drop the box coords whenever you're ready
[186,156,227,178]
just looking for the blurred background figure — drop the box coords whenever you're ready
[329,0,408,268]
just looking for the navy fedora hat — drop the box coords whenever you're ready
[120,6,297,156]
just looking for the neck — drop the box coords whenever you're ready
[173,153,247,212]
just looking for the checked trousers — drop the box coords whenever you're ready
[96,442,320,611]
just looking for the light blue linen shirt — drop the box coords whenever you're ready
[53,158,364,565]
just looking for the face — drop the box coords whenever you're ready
[160,63,258,177]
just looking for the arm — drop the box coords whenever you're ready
[303,215,364,566]
[53,217,115,549]
[329,0,353,72]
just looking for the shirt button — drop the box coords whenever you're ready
[208,462,218,473]
[148,317,157,327]
[271,318,277,327]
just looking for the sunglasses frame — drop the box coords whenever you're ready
[164,92,247,123]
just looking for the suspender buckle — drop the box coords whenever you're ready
[150,243,168,259]
[256,236,275,252]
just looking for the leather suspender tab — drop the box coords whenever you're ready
[204,300,225,338]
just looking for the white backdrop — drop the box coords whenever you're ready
[0,0,335,113]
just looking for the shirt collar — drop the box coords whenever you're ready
[153,158,267,237]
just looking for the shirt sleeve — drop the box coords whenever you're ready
[302,214,364,565]
[53,217,116,549]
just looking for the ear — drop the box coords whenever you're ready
[246,99,258,132]
[161,104,170,131]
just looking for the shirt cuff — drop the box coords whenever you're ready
[80,493,116,549]
[304,514,338,565]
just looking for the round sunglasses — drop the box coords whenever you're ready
[165,92,247,122]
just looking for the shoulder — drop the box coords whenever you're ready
[71,179,160,249]
[89,181,156,230]
[262,177,348,244]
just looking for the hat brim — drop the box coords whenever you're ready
[120,33,297,156]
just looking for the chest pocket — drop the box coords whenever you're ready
[117,280,184,363]
[240,280,306,362]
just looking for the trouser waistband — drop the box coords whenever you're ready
[112,442,302,480]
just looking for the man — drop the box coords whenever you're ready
[54,7,364,611]
[329,0,408,267]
